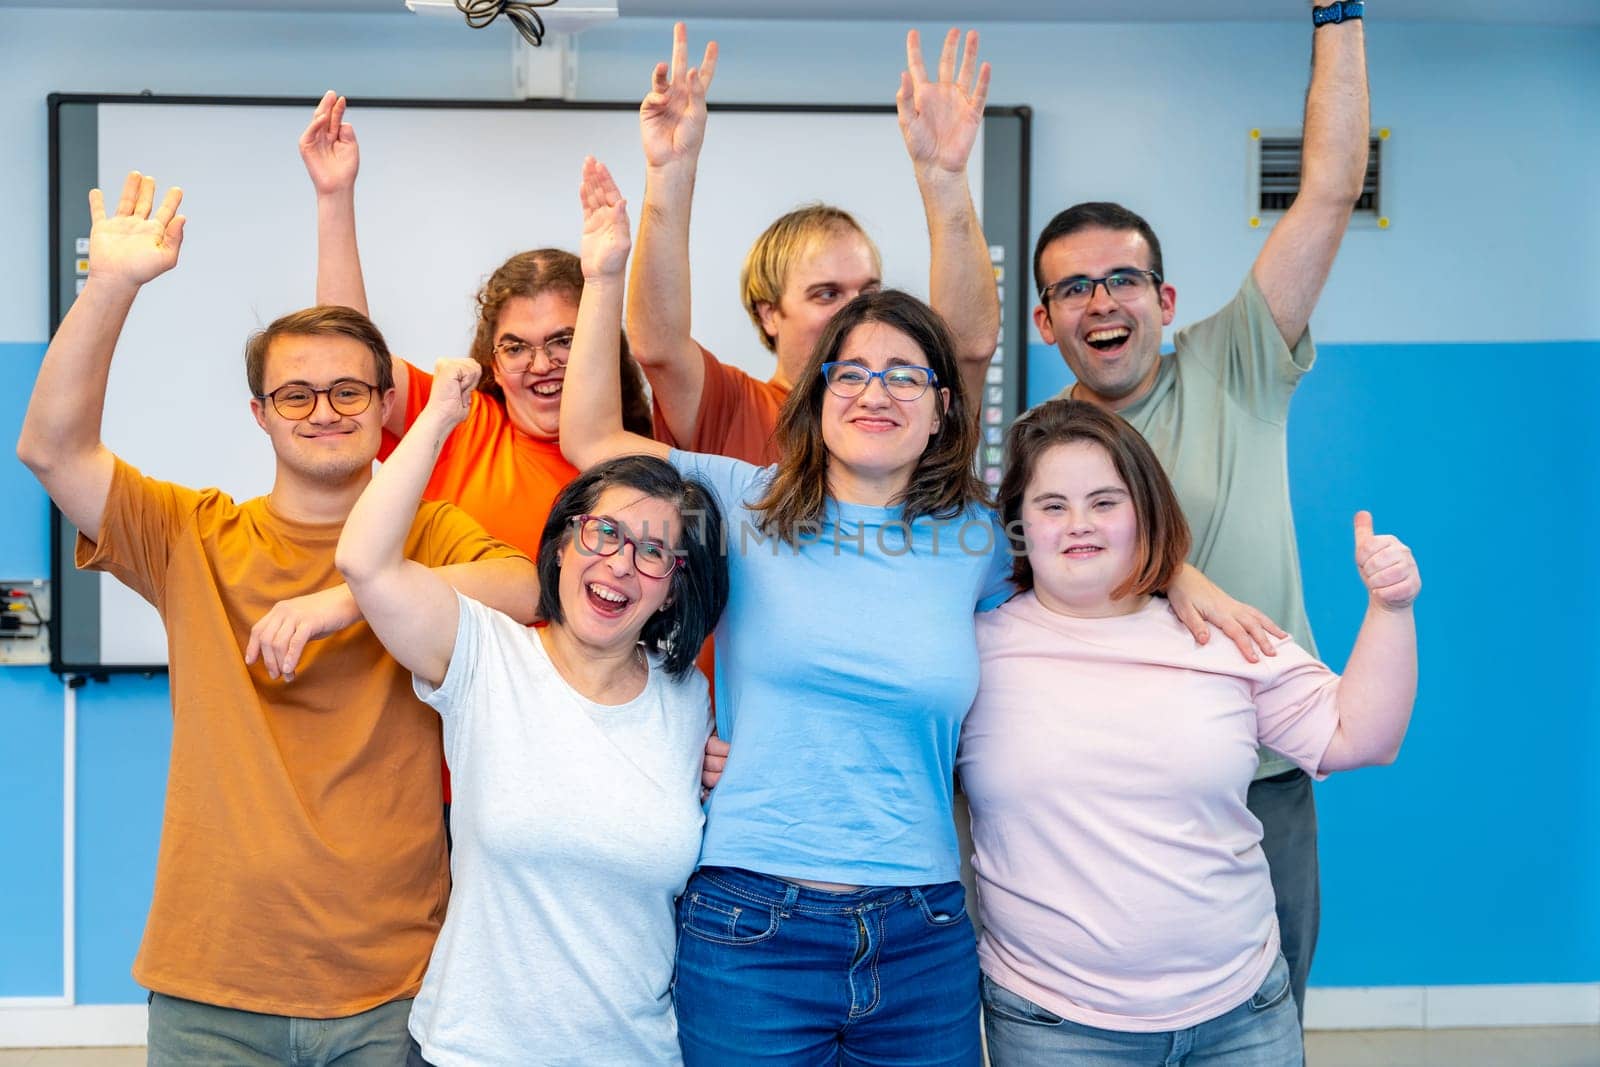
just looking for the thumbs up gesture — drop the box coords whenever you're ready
[1353,511,1420,611]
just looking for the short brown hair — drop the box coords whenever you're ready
[751,289,984,544]
[469,249,653,437]
[997,399,1191,600]
[739,204,882,353]
[244,305,396,398]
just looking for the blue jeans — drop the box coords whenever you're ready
[981,953,1302,1067]
[672,867,983,1066]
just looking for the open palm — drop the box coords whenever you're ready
[87,171,186,288]
[898,28,990,176]
[579,157,632,279]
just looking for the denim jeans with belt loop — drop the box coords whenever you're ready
[672,866,983,1066]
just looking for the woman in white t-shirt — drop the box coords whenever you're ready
[960,399,1421,1067]
[336,358,729,1066]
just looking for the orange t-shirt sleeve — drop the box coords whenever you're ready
[378,358,434,460]
[650,345,786,465]
[75,457,204,613]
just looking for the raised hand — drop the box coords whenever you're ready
[86,172,186,291]
[1354,511,1420,610]
[422,358,481,431]
[897,28,990,177]
[639,22,718,170]
[579,157,632,281]
[299,90,360,196]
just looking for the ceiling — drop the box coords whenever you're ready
[2,0,1598,22]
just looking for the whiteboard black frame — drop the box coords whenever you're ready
[46,91,1031,675]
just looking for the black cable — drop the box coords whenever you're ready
[454,0,561,48]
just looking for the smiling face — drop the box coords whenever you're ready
[555,486,681,655]
[250,332,393,487]
[818,321,948,504]
[1033,226,1177,410]
[488,290,579,441]
[1020,440,1144,618]
[760,229,882,388]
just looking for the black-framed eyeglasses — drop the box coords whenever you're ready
[570,514,682,580]
[255,379,377,421]
[494,333,574,372]
[820,361,939,401]
[1039,269,1163,310]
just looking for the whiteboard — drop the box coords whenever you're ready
[48,95,1030,671]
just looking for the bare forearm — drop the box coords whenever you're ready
[627,164,697,366]
[337,410,454,584]
[1300,16,1370,206]
[562,273,664,469]
[920,168,999,368]
[18,278,134,471]
[1324,601,1417,770]
[315,189,369,314]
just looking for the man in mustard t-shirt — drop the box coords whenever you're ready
[1027,3,1371,1030]
[18,172,536,1065]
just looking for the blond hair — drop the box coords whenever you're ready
[739,204,882,353]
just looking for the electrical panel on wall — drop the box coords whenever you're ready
[0,579,50,666]
[1247,126,1391,230]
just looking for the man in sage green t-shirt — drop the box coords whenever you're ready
[1026,3,1371,1028]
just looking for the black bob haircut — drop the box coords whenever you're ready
[534,455,729,680]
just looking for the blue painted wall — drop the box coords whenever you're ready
[1028,337,1600,983]
[2,7,1597,1005]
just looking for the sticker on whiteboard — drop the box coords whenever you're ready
[989,245,1004,262]
[75,258,90,276]
[993,346,1003,365]
[984,406,1002,425]
[985,364,1003,385]
[992,265,1005,283]
[984,468,1001,486]
[985,426,1002,444]
[75,237,90,256]
[75,278,88,295]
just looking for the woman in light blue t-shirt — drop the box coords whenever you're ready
[563,158,1003,1064]
[337,354,729,1066]
[563,159,1262,1065]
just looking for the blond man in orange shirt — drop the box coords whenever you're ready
[628,24,1001,466]
[18,171,536,1066]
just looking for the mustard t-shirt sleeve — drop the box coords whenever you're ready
[74,456,205,613]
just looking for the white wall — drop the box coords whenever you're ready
[4,10,1598,346]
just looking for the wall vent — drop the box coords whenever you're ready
[1247,126,1389,230]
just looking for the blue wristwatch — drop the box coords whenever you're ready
[1312,0,1364,26]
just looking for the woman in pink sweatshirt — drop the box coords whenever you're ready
[960,398,1420,1067]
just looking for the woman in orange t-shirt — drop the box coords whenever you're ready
[299,94,653,805]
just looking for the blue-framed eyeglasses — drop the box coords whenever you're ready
[820,361,939,401]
